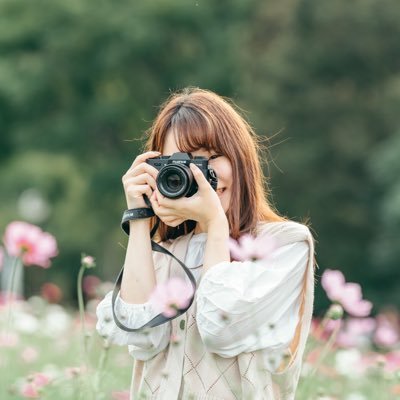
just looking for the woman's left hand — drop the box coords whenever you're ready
[149,163,226,229]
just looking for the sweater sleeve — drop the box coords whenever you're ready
[195,237,310,362]
[96,291,171,361]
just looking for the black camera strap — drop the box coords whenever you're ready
[111,195,197,332]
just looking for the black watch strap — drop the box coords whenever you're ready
[121,207,155,235]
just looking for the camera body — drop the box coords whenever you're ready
[146,152,218,199]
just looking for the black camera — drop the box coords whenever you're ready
[146,152,218,199]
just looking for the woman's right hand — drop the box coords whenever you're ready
[122,151,161,209]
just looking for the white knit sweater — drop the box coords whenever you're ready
[96,221,316,399]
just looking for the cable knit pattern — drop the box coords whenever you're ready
[95,221,316,399]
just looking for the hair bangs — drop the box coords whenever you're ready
[169,106,224,154]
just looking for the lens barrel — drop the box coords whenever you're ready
[156,164,195,199]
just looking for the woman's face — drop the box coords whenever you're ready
[162,131,233,213]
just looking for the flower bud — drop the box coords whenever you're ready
[326,304,344,320]
[81,254,96,269]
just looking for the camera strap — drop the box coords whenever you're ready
[111,195,197,332]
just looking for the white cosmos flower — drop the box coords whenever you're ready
[41,305,71,337]
[345,393,367,400]
[13,311,40,334]
[335,349,363,378]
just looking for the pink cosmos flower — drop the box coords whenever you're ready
[373,314,399,348]
[339,283,373,317]
[21,382,39,398]
[0,292,21,309]
[358,352,384,373]
[336,317,376,348]
[3,221,58,268]
[315,319,343,342]
[0,332,19,347]
[21,347,39,363]
[228,231,277,262]
[83,275,101,297]
[30,373,50,387]
[321,269,346,301]
[149,277,194,317]
[112,390,130,400]
[40,282,63,303]
[384,351,400,372]
[359,351,400,374]
[321,269,372,317]
[20,373,50,398]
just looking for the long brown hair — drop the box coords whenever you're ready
[143,87,287,241]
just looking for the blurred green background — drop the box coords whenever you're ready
[1,0,399,315]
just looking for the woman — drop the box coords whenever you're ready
[96,87,316,399]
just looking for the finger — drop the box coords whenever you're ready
[144,186,153,201]
[129,151,161,170]
[150,193,179,217]
[150,193,185,221]
[149,190,160,210]
[149,191,173,216]
[126,184,153,201]
[189,163,211,192]
[125,162,159,181]
[154,189,192,214]
[154,189,173,208]
[123,173,157,191]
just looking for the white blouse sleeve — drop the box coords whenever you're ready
[96,291,171,361]
[195,239,310,360]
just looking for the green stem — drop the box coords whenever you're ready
[77,264,94,399]
[5,256,21,330]
[309,321,341,377]
[93,343,110,395]
[300,322,341,398]
[1,256,21,398]
[77,264,87,354]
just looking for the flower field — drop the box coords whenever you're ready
[2,295,400,399]
[1,221,400,399]
[0,295,132,399]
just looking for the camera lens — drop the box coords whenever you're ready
[157,165,193,198]
[166,173,182,190]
